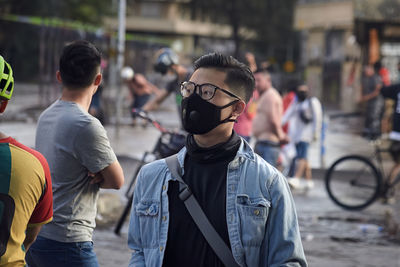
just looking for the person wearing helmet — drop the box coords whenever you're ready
[142,48,192,115]
[0,55,53,266]
[121,66,161,125]
[26,40,124,267]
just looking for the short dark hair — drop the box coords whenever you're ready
[59,40,101,89]
[194,53,255,103]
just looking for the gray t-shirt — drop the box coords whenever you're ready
[35,99,117,242]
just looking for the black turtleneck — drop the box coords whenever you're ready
[163,132,241,267]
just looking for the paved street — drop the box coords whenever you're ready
[1,87,399,266]
[93,157,400,267]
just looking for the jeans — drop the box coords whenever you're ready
[26,236,99,267]
[254,140,280,167]
[295,141,309,159]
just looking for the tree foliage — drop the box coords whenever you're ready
[189,0,298,63]
[0,0,114,82]
[1,0,113,25]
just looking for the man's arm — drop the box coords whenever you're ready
[270,97,288,144]
[24,225,42,251]
[360,79,383,102]
[75,121,124,190]
[91,160,124,189]
[147,80,163,96]
[142,89,170,111]
[262,174,307,267]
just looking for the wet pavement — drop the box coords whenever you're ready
[1,85,399,266]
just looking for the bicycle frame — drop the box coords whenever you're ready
[369,139,400,197]
[366,139,396,179]
[114,109,185,235]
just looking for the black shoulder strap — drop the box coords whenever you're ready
[165,155,240,267]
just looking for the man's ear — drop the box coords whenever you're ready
[93,73,102,86]
[233,100,246,117]
[0,99,8,113]
[56,71,62,83]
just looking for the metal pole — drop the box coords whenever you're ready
[115,0,126,134]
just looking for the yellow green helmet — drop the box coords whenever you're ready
[0,55,14,100]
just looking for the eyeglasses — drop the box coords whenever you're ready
[180,81,240,101]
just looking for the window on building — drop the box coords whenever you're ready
[140,2,162,18]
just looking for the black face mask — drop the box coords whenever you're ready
[297,91,308,102]
[181,93,238,134]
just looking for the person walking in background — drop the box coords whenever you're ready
[380,83,400,202]
[233,51,259,142]
[121,66,161,125]
[359,64,384,140]
[89,84,105,124]
[26,40,124,267]
[283,83,322,190]
[280,80,299,176]
[0,55,53,267]
[374,61,393,135]
[244,51,258,72]
[143,48,192,116]
[89,59,109,125]
[374,61,390,86]
[233,89,258,142]
[128,53,307,267]
[252,70,289,167]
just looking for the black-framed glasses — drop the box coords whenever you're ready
[180,81,241,101]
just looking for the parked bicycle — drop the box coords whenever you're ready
[324,138,400,210]
[114,109,186,235]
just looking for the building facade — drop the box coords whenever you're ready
[104,0,246,72]
[294,0,400,112]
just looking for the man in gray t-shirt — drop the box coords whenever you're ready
[26,41,124,267]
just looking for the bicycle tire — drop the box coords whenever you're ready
[325,155,382,210]
[115,162,144,235]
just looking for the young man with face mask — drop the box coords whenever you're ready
[128,53,307,267]
[282,83,322,190]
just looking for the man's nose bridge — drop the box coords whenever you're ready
[194,84,201,96]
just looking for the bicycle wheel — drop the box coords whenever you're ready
[325,155,382,210]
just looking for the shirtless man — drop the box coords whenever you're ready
[252,70,288,167]
[121,66,160,125]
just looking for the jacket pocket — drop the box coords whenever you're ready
[236,194,270,247]
[135,200,160,248]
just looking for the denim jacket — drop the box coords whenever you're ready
[128,140,307,267]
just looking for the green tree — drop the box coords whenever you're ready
[1,0,113,25]
[189,0,298,63]
[0,0,113,84]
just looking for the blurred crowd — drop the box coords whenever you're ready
[1,40,400,267]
